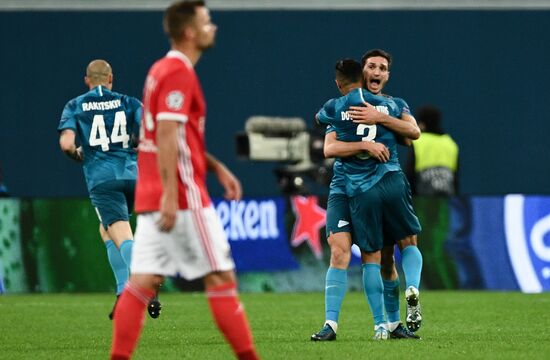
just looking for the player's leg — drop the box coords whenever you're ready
[311,231,351,341]
[107,220,167,319]
[91,180,135,267]
[107,221,134,265]
[380,245,400,330]
[111,212,168,359]
[382,171,423,332]
[100,224,129,296]
[204,270,259,360]
[380,244,420,339]
[106,223,145,318]
[99,224,128,319]
[181,206,258,360]
[361,251,389,340]
[111,273,163,360]
[350,188,388,340]
[398,236,422,291]
[105,180,137,267]
[398,236,423,332]
[106,180,161,319]
[380,172,423,292]
[312,193,352,341]
[91,183,132,319]
[326,232,352,332]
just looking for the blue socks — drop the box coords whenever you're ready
[325,267,347,323]
[105,240,129,295]
[401,246,423,289]
[383,278,400,324]
[119,240,134,269]
[362,263,386,326]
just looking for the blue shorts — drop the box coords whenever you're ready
[325,192,352,237]
[89,179,136,229]
[349,171,421,253]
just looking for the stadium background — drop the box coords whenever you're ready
[1,0,549,294]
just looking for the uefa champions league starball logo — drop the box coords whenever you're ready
[504,195,550,293]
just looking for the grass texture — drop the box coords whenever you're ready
[1,291,550,359]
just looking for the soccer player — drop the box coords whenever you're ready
[311,57,422,340]
[311,61,390,342]
[350,49,424,333]
[110,2,259,360]
[58,59,161,320]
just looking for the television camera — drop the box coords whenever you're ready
[235,116,332,194]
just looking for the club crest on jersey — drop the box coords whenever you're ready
[166,91,184,110]
[505,195,550,293]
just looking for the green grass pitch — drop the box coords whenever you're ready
[2,291,550,359]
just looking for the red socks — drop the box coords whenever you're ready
[110,283,155,360]
[110,281,259,360]
[207,282,259,360]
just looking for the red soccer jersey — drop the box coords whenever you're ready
[135,50,211,212]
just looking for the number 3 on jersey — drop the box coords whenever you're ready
[356,124,377,160]
[89,111,130,151]
[356,124,377,141]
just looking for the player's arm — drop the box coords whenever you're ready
[394,113,417,146]
[394,97,417,146]
[155,70,196,231]
[348,101,420,140]
[156,120,179,231]
[58,101,83,161]
[206,153,242,201]
[59,129,83,162]
[130,97,143,150]
[378,111,420,141]
[316,101,371,158]
[324,131,390,162]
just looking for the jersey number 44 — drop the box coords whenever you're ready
[89,111,130,151]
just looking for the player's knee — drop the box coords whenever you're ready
[361,250,381,264]
[380,261,396,279]
[204,270,236,288]
[330,245,351,268]
[151,276,164,290]
[108,221,134,244]
[130,274,163,291]
[98,224,110,241]
[381,245,394,260]
[397,235,417,250]
[327,232,352,267]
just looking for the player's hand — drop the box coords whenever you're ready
[364,142,390,162]
[157,192,178,232]
[349,101,383,125]
[216,165,242,201]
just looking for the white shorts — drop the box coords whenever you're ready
[131,206,235,280]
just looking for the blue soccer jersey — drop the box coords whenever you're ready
[58,85,142,191]
[317,88,403,197]
[324,125,347,196]
[391,96,411,116]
